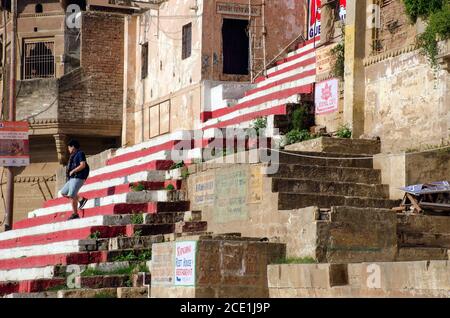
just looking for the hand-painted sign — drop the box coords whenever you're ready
[315,78,339,115]
[174,241,197,286]
[0,121,30,167]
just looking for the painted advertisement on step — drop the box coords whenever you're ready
[315,78,339,115]
[308,0,347,40]
[0,121,30,167]
[174,241,197,286]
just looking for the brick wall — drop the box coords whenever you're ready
[58,11,124,124]
[375,0,417,53]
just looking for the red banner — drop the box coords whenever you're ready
[0,121,30,167]
[308,0,347,40]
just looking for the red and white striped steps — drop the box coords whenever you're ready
[200,38,318,131]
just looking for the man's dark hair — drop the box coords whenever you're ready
[68,139,81,149]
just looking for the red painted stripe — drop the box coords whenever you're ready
[0,226,126,250]
[85,160,173,185]
[43,180,181,208]
[201,84,314,124]
[0,251,103,270]
[245,68,316,97]
[0,281,19,295]
[15,201,188,230]
[263,55,316,81]
[202,104,288,130]
[19,278,66,293]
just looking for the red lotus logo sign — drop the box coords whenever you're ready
[315,79,339,115]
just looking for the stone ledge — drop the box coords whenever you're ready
[285,137,381,155]
[363,44,419,67]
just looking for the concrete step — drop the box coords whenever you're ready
[265,164,381,184]
[399,232,450,248]
[117,287,149,298]
[104,235,164,251]
[278,192,400,210]
[21,201,191,229]
[396,247,449,261]
[284,137,381,155]
[397,214,450,234]
[28,190,187,220]
[43,180,183,208]
[0,278,66,296]
[143,211,202,224]
[76,274,133,289]
[269,150,374,168]
[57,288,118,298]
[0,251,104,271]
[125,221,208,237]
[3,291,57,298]
[271,178,389,198]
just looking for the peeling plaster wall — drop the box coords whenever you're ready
[364,50,450,153]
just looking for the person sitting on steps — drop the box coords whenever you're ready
[60,139,90,220]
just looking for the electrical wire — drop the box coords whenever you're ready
[260,145,450,161]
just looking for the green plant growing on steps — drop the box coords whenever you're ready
[131,214,144,225]
[170,161,185,170]
[283,129,312,146]
[133,230,143,238]
[166,184,175,191]
[88,231,101,240]
[129,182,145,192]
[335,124,352,139]
[250,117,267,136]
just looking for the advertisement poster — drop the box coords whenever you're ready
[174,241,197,286]
[308,0,347,40]
[0,121,30,167]
[315,78,339,115]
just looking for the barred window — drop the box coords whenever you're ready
[23,41,55,80]
[182,23,192,60]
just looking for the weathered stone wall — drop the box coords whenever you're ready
[374,0,418,54]
[16,79,59,122]
[151,237,285,298]
[268,261,450,298]
[364,49,450,152]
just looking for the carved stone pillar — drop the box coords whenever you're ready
[54,133,69,165]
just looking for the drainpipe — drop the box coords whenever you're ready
[5,0,17,231]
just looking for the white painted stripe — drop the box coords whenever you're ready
[29,190,182,219]
[256,52,316,88]
[0,215,130,242]
[114,130,195,156]
[0,240,86,260]
[241,66,316,103]
[89,150,169,178]
[0,266,56,282]
[268,43,315,75]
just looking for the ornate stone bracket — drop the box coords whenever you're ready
[54,133,69,165]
